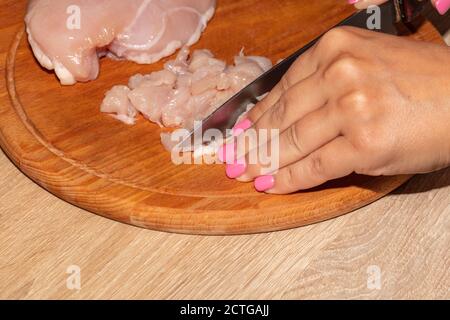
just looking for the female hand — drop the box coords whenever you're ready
[219,27,450,194]
[348,0,450,15]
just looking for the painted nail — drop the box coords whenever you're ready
[226,160,247,179]
[217,142,236,164]
[436,0,450,15]
[254,175,275,192]
[347,0,359,4]
[232,119,253,136]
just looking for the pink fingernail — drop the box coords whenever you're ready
[254,175,275,192]
[217,142,236,164]
[347,0,359,4]
[436,0,450,15]
[226,161,247,179]
[232,119,252,136]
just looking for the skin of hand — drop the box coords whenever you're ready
[348,0,450,15]
[220,27,450,194]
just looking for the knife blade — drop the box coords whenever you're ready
[176,0,422,151]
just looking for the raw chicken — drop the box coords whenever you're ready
[25,0,216,85]
[101,48,272,132]
[100,86,137,125]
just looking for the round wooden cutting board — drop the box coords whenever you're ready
[0,0,442,235]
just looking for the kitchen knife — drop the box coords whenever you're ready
[176,0,428,151]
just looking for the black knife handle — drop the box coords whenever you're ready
[395,0,428,24]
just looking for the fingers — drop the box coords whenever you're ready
[247,26,369,125]
[261,137,357,194]
[247,47,319,122]
[220,27,373,192]
[238,104,342,182]
[232,73,329,181]
[252,72,327,139]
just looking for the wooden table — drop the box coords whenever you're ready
[1,0,449,299]
[0,148,448,299]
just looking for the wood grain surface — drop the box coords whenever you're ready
[0,149,449,299]
[0,0,438,235]
[0,0,449,299]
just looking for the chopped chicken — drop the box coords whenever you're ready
[101,48,272,133]
[100,86,137,125]
[25,0,216,85]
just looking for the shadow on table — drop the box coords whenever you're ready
[299,167,450,196]
[391,167,450,195]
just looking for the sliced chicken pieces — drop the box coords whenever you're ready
[101,48,272,132]
[100,86,137,125]
[25,0,216,85]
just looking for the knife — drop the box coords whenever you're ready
[177,0,428,151]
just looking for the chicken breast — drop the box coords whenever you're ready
[101,48,272,133]
[25,0,216,85]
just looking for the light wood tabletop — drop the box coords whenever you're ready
[0,148,448,299]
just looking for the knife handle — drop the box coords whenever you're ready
[394,0,428,24]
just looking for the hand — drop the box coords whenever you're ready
[219,27,450,194]
[348,0,450,15]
